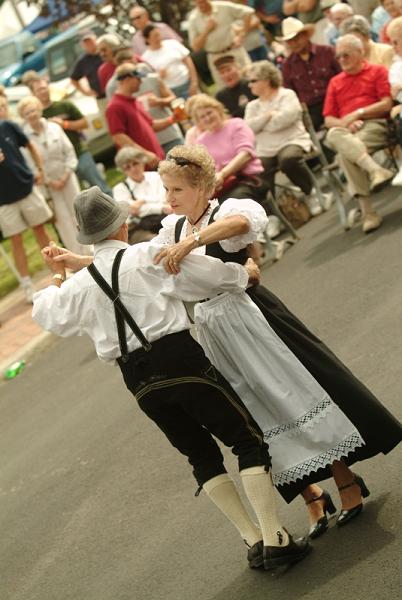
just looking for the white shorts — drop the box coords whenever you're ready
[0,187,53,237]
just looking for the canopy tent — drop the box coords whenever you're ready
[0,1,40,38]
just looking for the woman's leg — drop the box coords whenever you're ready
[277,145,313,196]
[331,460,364,510]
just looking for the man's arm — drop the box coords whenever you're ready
[189,19,217,52]
[325,97,393,129]
[70,78,97,97]
[26,140,44,184]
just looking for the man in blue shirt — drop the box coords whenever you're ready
[0,98,52,302]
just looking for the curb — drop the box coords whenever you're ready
[0,330,55,380]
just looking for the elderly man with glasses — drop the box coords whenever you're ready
[323,34,394,234]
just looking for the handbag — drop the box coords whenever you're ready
[278,189,310,229]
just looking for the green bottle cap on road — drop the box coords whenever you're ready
[4,360,26,380]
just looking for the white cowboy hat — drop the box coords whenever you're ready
[276,17,315,42]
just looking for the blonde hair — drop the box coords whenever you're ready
[17,95,42,118]
[189,94,228,124]
[387,16,402,40]
[158,145,216,194]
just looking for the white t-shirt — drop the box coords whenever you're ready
[142,40,190,89]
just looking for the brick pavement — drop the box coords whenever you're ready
[0,270,53,377]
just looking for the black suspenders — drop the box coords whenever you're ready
[87,249,152,362]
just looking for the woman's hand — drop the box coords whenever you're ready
[189,80,200,96]
[245,258,260,286]
[154,238,195,274]
[215,171,225,191]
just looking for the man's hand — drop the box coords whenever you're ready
[348,120,364,134]
[147,93,162,107]
[0,150,5,163]
[45,244,92,272]
[130,199,145,216]
[145,152,159,169]
[245,258,260,286]
[205,18,218,34]
[34,170,44,185]
[42,243,67,279]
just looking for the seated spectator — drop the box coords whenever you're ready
[244,60,330,216]
[0,92,52,303]
[379,0,402,44]
[17,96,90,255]
[187,0,253,87]
[184,96,206,145]
[385,15,402,184]
[371,2,393,41]
[70,30,103,99]
[280,17,341,130]
[214,55,256,118]
[130,5,183,56]
[341,15,394,67]
[97,34,122,94]
[324,34,394,233]
[106,63,179,167]
[190,94,264,202]
[112,147,170,243]
[29,76,111,195]
[106,48,184,154]
[324,3,354,46]
[141,25,199,99]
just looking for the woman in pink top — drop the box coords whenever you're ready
[191,94,265,202]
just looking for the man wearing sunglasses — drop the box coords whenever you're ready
[323,34,394,234]
[106,63,180,168]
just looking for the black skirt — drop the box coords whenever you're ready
[247,284,402,503]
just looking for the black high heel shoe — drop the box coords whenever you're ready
[306,490,337,539]
[336,473,370,527]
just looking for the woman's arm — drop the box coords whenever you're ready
[244,101,273,133]
[154,215,250,274]
[266,90,303,131]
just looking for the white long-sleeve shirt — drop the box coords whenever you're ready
[244,87,312,158]
[32,240,248,363]
[112,172,167,218]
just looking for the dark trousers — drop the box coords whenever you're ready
[308,101,325,131]
[260,145,313,196]
[118,331,271,486]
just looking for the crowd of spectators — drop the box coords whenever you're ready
[2,1,402,301]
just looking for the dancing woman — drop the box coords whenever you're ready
[153,145,401,536]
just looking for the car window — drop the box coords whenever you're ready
[47,39,82,81]
[0,42,18,69]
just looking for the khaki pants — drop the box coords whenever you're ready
[207,46,251,89]
[325,119,389,197]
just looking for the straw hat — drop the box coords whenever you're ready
[276,17,315,42]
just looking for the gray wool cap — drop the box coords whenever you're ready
[74,186,130,244]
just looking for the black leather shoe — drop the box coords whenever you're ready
[247,540,264,569]
[263,535,311,571]
[306,490,337,539]
[336,473,370,527]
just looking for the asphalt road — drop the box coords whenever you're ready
[1,189,402,600]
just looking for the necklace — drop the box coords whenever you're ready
[187,203,210,234]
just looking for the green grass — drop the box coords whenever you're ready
[0,168,124,299]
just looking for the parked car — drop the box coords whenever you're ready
[0,31,46,87]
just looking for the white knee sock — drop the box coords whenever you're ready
[203,474,262,546]
[240,466,289,547]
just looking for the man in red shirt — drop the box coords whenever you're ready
[324,34,394,233]
[281,17,341,130]
[106,63,176,168]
